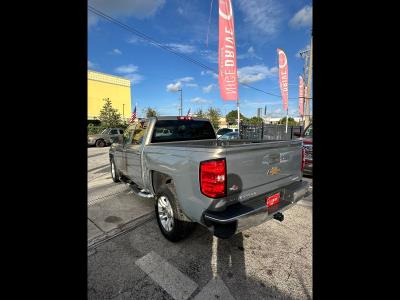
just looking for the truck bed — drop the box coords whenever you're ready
[145,138,303,210]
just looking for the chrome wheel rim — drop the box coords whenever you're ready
[157,195,174,232]
[111,161,115,179]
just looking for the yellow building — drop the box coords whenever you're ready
[218,117,228,128]
[88,70,132,121]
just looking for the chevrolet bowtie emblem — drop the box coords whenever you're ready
[267,167,281,175]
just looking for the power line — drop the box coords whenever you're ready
[88,6,312,100]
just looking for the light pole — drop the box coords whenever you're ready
[178,88,183,116]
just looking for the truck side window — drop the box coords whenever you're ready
[110,129,118,134]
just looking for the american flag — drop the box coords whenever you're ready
[129,106,137,123]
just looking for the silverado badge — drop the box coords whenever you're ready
[267,167,281,175]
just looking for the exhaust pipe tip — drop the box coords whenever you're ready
[273,212,284,222]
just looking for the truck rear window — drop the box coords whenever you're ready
[151,120,216,143]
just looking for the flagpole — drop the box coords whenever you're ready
[285,108,288,133]
[237,97,240,137]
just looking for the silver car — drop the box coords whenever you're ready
[88,128,124,147]
[218,131,240,140]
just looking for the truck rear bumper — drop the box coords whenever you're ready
[202,180,310,238]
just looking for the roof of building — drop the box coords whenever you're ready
[88,70,131,87]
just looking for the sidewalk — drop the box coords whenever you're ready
[87,147,155,246]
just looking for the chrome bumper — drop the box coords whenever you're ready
[203,180,310,238]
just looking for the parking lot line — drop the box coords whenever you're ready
[135,251,198,300]
[193,276,234,300]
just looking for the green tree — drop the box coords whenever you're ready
[225,110,248,125]
[98,98,122,128]
[248,116,264,125]
[195,109,206,118]
[206,107,222,129]
[143,107,158,118]
[278,117,298,126]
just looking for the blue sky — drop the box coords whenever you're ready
[88,0,312,119]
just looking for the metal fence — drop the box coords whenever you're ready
[240,124,303,140]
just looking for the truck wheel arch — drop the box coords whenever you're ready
[151,171,191,222]
[151,171,173,194]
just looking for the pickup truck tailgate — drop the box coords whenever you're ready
[224,140,302,199]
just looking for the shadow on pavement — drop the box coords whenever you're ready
[88,220,304,299]
[93,165,110,174]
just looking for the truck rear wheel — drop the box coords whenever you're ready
[155,185,195,242]
[110,158,120,183]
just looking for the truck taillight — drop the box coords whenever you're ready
[301,147,305,172]
[177,116,193,120]
[199,159,226,198]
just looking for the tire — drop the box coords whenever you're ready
[95,139,106,147]
[155,185,195,242]
[110,158,120,183]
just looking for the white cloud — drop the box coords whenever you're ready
[166,81,182,92]
[202,84,215,93]
[165,43,196,54]
[237,0,282,37]
[112,48,122,55]
[289,5,312,28]
[88,0,166,27]
[186,83,198,88]
[114,64,143,84]
[178,76,194,83]
[238,46,263,60]
[296,44,311,58]
[238,65,278,84]
[167,76,197,91]
[115,64,138,73]
[177,7,184,15]
[190,97,212,104]
[123,73,144,85]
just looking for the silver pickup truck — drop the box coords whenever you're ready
[109,116,309,242]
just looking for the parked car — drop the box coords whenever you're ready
[218,131,240,140]
[88,128,124,147]
[294,124,312,176]
[109,116,309,242]
[216,127,238,138]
